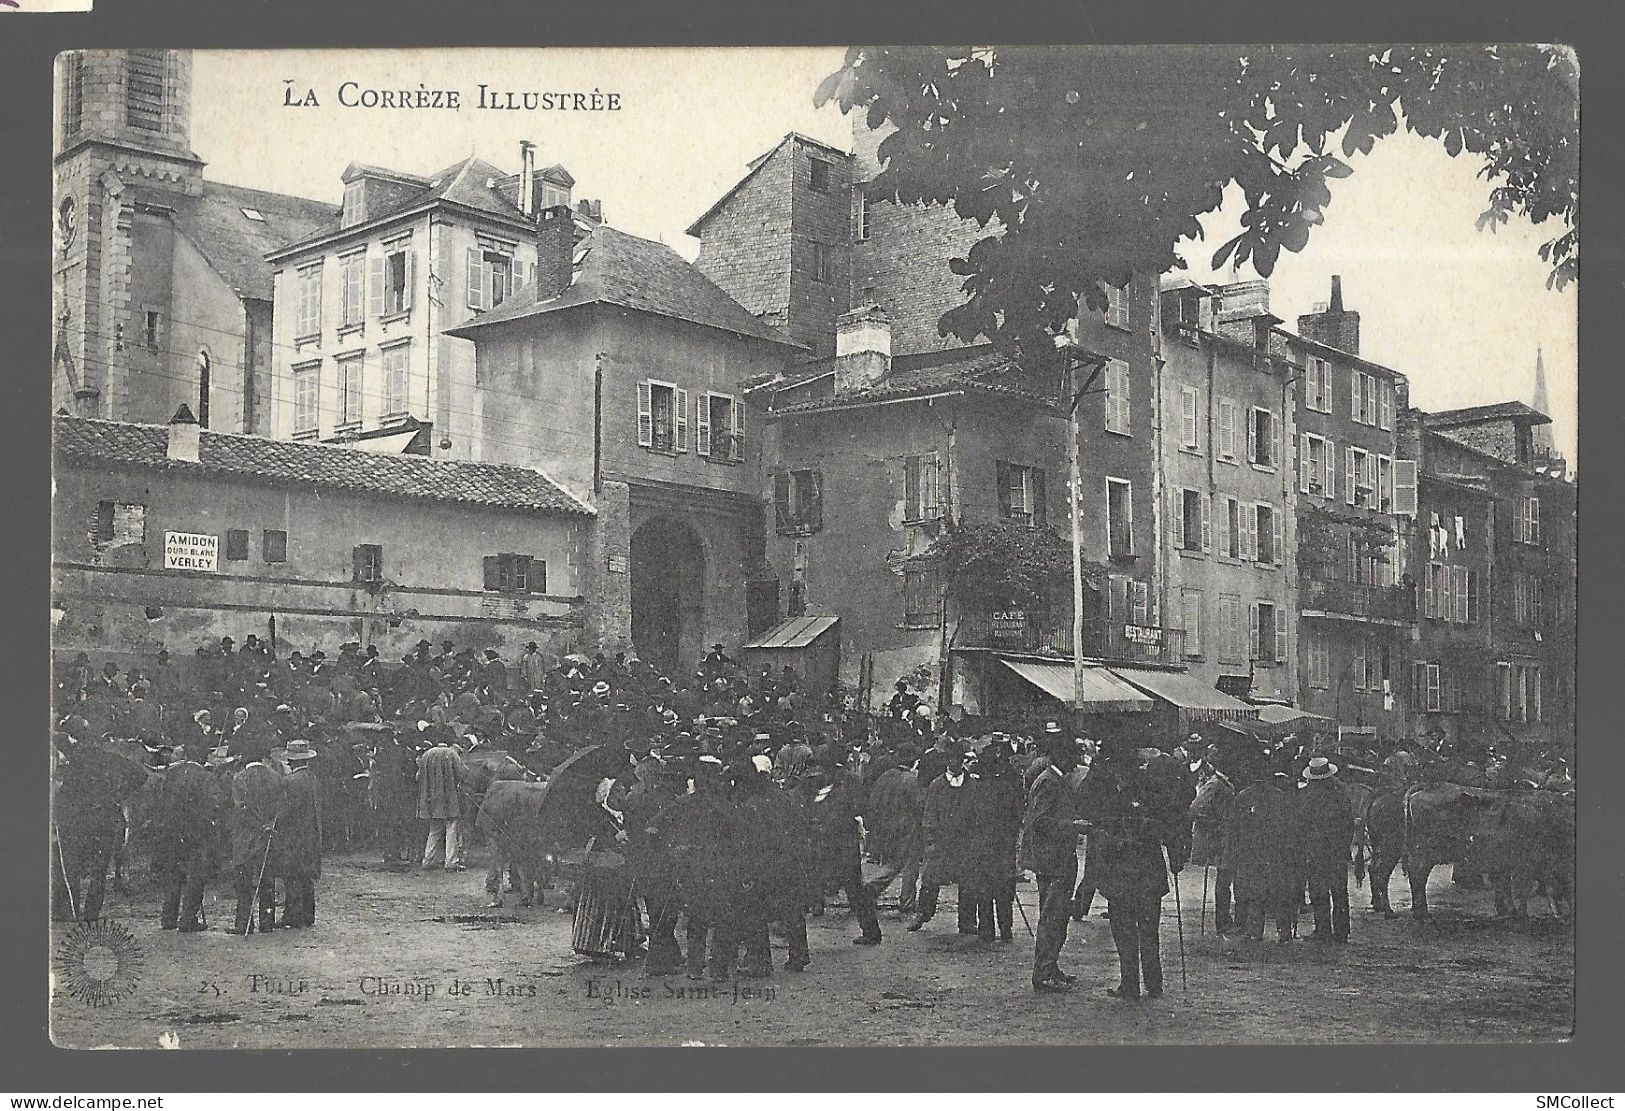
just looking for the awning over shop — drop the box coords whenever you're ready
[1255,704,1335,728]
[1109,667,1261,721]
[743,614,839,650]
[999,658,1154,713]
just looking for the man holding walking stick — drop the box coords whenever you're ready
[1077,737,1191,1001]
[227,756,285,935]
[1017,730,1088,993]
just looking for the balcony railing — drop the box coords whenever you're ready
[955,608,1186,665]
[1302,578,1417,622]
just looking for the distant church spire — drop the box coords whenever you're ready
[1531,347,1555,452]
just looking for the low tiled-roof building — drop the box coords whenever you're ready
[53,411,591,665]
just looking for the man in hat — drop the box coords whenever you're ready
[119,682,166,745]
[1189,754,1241,934]
[226,754,283,935]
[965,737,1025,942]
[1019,728,1089,991]
[273,739,322,927]
[1296,757,1355,943]
[909,740,976,933]
[887,679,921,721]
[149,743,225,931]
[801,745,883,947]
[417,727,469,871]
[1078,738,1190,1000]
[519,642,548,694]
[1227,756,1301,942]
[368,726,418,869]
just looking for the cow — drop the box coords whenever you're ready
[474,780,553,906]
[1469,790,1575,920]
[52,739,154,923]
[1365,783,1521,920]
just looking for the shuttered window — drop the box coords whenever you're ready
[381,343,410,418]
[774,471,823,535]
[340,252,366,327]
[225,529,248,562]
[1104,361,1131,434]
[337,355,363,427]
[1216,399,1237,461]
[1179,386,1200,450]
[262,530,288,564]
[352,544,383,584]
[484,553,544,594]
[1107,477,1133,558]
[997,461,1046,527]
[903,565,942,627]
[293,362,320,435]
[905,452,943,522]
[1181,589,1203,658]
[296,265,323,339]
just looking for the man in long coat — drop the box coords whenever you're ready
[1295,757,1355,942]
[1078,740,1190,1000]
[227,758,284,934]
[52,735,151,923]
[1018,731,1086,992]
[369,728,419,869]
[620,758,690,976]
[274,740,323,927]
[861,749,924,915]
[1227,761,1301,941]
[1188,764,1240,934]
[149,744,224,931]
[964,739,1025,942]
[908,742,977,933]
[801,745,883,946]
[417,728,468,870]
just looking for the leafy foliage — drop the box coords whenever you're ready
[1297,503,1398,573]
[925,520,1094,609]
[816,45,1578,360]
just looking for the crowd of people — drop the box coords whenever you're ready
[50,634,1574,1000]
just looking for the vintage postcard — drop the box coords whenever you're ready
[47,44,1576,1049]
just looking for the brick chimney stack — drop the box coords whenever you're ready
[834,304,891,394]
[167,403,200,462]
[518,140,537,217]
[1297,274,1361,356]
[535,206,576,300]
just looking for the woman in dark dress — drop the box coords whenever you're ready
[567,776,639,960]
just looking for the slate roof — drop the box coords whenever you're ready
[767,344,1058,415]
[445,225,800,348]
[167,181,337,302]
[1425,401,1551,427]
[54,416,594,517]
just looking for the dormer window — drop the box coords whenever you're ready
[342,180,364,228]
[541,181,570,209]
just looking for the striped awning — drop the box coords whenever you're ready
[999,658,1153,713]
[743,614,839,651]
[1108,666,1261,721]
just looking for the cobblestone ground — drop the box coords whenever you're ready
[51,847,1574,1048]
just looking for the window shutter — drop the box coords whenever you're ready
[1345,446,1356,504]
[1246,408,1258,463]
[367,255,386,318]
[403,249,416,310]
[1467,569,1480,622]
[1271,411,1281,468]
[925,454,942,519]
[995,460,1012,518]
[732,398,745,461]
[1171,490,1186,550]
[1379,383,1393,429]
[807,471,823,531]
[774,473,792,532]
[695,393,712,457]
[1393,460,1418,516]
[1351,371,1362,420]
[1181,387,1198,448]
[530,557,547,594]
[1439,564,1453,622]
[1201,493,1213,553]
[1427,664,1441,712]
[1452,566,1468,622]
[466,247,487,310]
[1530,497,1541,545]
[483,556,500,591]
[1423,564,1436,618]
[352,545,366,583]
[673,388,689,451]
[636,380,653,447]
[1300,434,1312,493]
[1248,603,1260,661]
[1032,469,1048,528]
[1274,606,1288,663]
[1273,506,1284,566]
[905,456,921,521]
[1241,504,1256,561]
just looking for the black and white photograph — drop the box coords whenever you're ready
[42,41,1580,1052]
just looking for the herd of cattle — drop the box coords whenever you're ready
[51,728,1577,931]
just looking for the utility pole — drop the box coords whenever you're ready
[1064,349,1108,714]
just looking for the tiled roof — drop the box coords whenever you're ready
[54,416,594,517]
[168,182,338,301]
[1425,401,1551,427]
[768,345,1057,415]
[445,226,799,348]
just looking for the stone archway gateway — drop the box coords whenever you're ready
[630,516,706,677]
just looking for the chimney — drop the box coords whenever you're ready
[1297,274,1361,356]
[535,206,576,299]
[168,404,200,462]
[834,304,891,393]
[518,141,537,217]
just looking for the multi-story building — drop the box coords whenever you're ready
[1413,404,1576,753]
[445,220,802,675]
[52,49,335,433]
[1284,278,1417,742]
[266,147,602,460]
[1157,278,1298,705]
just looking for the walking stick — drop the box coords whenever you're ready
[1165,848,1188,994]
[1200,865,1209,937]
[55,830,79,924]
[1014,887,1036,938]
[249,818,278,935]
